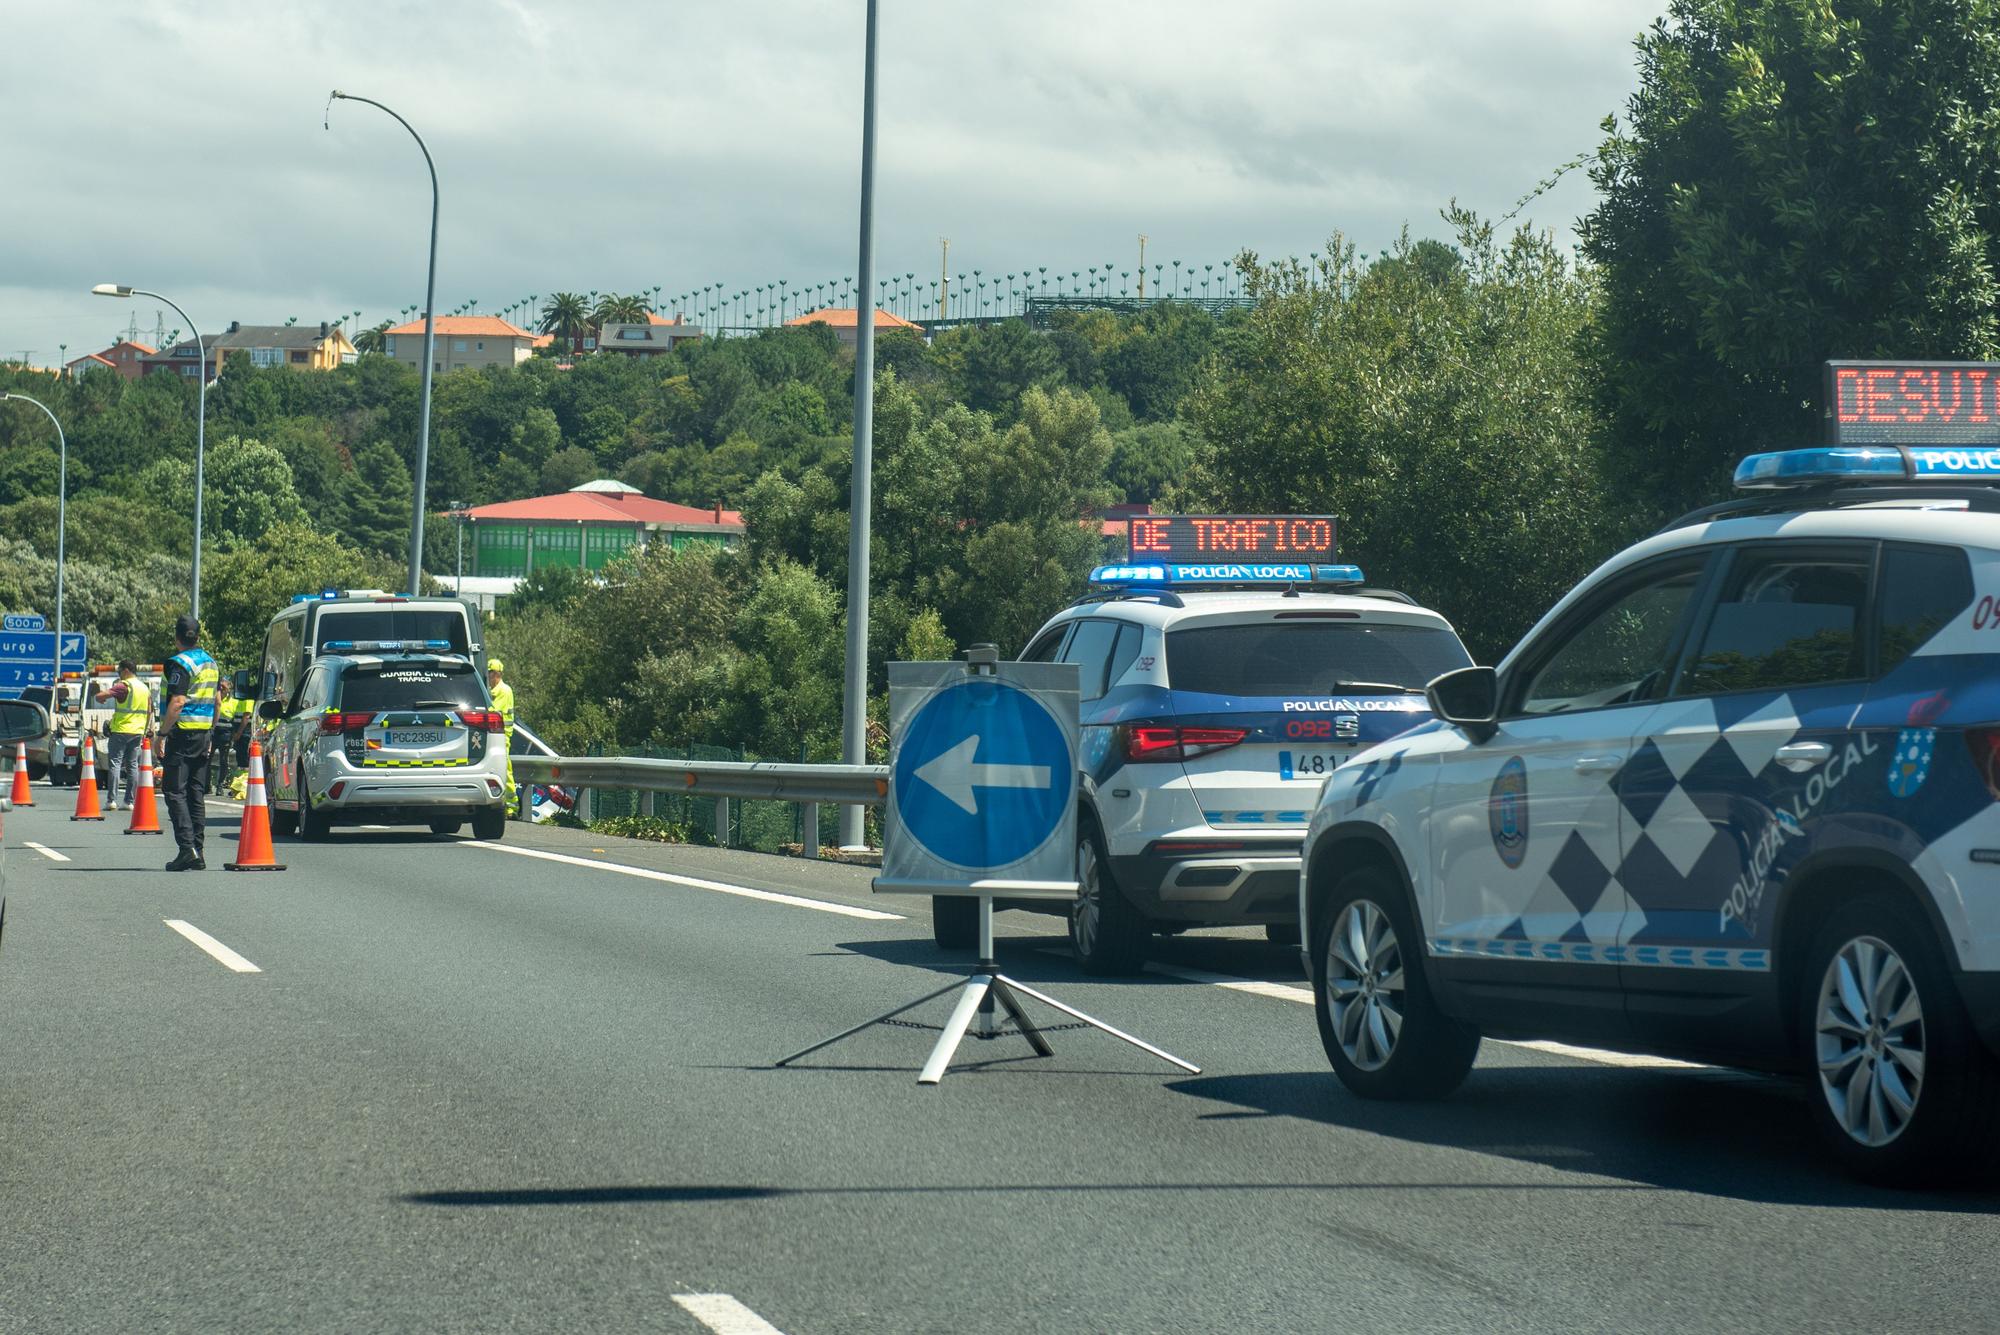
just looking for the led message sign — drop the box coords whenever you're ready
[1826,361,2000,445]
[1127,514,1337,560]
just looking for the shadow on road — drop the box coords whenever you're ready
[1165,1066,2000,1213]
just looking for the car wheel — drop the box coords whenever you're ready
[1265,922,1302,947]
[471,806,506,841]
[1800,893,2000,1186]
[1071,822,1146,975]
[429,819,464,837]
[932,895,978,951]
[1312,866,1479,1100]
[298,768,331,842]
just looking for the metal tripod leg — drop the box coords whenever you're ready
[774,977,965,1068]
[988,976,1054,1057]
[993,973,1200,1074]
[917,974,993,1085]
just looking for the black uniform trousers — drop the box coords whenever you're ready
[162,732,213,852]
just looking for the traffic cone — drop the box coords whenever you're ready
[225,741,285,872]
[71,735,105,821]
[125,737,163,835]
[8,741,31,807]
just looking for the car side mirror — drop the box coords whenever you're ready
[258,699,285,721]
[0,698,50,742]
[1427,666,1499,742]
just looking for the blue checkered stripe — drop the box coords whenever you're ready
[1471,693,1810,975]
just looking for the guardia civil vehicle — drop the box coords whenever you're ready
[1301,361,2000,1184]
[944,515,1473,972]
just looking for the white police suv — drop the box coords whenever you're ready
[264,642,510,842]
[941,519,1474,973]
[1302,396,2000,1183]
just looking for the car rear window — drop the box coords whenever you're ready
[336,664,484,712]
[1166,620,1472,696]
[316,609,470,652]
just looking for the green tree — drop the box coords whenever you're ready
[1583,0,2000,514]
[953,318,1062,417]
[540,446,599,493]
[1107,420,1197,504]
[338,438,414,558]
[724,560,845,758]
[129,436,309,547]
[538,292,593,350]
[182,522,404,672]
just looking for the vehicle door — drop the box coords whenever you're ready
[1618,541,1879,1056]
[271,664,331,806]
[1426,554,1713,1041]
[1057,617,1128,797]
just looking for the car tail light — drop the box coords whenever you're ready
[458,709,504,733]
[319,712,374,735]
[1968,728,2000,799]
[1120,723,1249,763]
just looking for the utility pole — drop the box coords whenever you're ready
[938,237,949,321]
[1138,234,1148,299]
[839,0,881,849]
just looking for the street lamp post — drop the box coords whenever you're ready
[2,392,67,693]
[91,283,206,619]
[328,90,440,597]
[449,501,469,587]
[840,0,880,849]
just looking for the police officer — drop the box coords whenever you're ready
[212,678,239,789]
[159,614,219,871]
[94,660,152,810]
[486,658,516,815]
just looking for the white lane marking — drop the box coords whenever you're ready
[672,1294,786,1335]
[465,842,904,921]
[1133,956,1706,1071]
[24,842,71,862]
[360,824,392,830]
[164,920,262,973]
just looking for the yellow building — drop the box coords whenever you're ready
[383,316,538,374]
[142,322,357,378]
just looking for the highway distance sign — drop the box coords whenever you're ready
[877,658,1080,899]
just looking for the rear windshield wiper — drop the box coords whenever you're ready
[1324,680,1418,694]
[407,699,464,709]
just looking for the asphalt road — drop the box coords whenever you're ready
[3,784,1998,1334]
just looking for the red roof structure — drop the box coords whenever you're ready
[382,315,534,338]
[464,489,743,529]
[784,306,922,331]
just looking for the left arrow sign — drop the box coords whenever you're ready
[913,734,1052,816]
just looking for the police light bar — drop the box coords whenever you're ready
[1734,446,2000,489]
[1090,562,1365,587]
[321,638,454,652]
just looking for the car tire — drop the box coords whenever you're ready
[1312,866,1479,1100]
[298,769,331,842]
[1071,821,1147,975]
[471,806,506,841]
[429,819,464,837]
[933,896,979,951]
[1799,893,2000,1187]
[1265,922,1302,947]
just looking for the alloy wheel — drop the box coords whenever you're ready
[1072,836,1101,957]
[1325,899,1405,1072]
[1816,934,1926,1148]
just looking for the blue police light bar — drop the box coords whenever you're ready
[1090,562,1366,587]
[321,639,453,653]
[1735,445,2000,489]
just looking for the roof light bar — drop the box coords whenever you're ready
[1089,562,1365,587]
[1735,445,2000,489]
[321,638,453,653]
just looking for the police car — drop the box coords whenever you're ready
[1303,378,2000,1183]
[263,642,510,841]
[946,516,1474,973]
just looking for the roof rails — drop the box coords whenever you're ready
[1660,483,2000,535]
[1070,587,1185,610]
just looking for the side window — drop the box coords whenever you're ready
[1104,624,1143,691]
[1060,618,1122,702]
[1516,565,1704,716]
[1678,547,1870,696]
[298,667,330,714]
[1877,544,1973,675]
[1019,625,1070,663]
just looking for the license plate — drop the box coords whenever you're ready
[1277,751,1342,780]
[389,730,447,747]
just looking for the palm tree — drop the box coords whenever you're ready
[353,320,393,355]
[591,291,651,327]
[539,292,592,350]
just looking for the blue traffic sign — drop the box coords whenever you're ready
[3,613,47,631]
[0,630,86,664]
[892,678,1074,872]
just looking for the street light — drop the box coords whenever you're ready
[1,392,67,693]
[328,89,440,597]
[92,282,207,619]
[840,0,880,848]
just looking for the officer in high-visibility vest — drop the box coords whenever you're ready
[212,678,239,789]
[94,659,152,811]
[486,657,516,815]
[159,614,220,871]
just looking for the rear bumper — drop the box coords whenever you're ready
[1108,838,1304,924]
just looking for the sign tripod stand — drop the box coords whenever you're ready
[777,645,1198,1086]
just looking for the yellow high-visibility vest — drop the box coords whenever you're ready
[109,679,150,734]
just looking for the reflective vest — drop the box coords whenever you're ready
[489,680,515,734]
[109,679,150,734]
[170,648,219,730]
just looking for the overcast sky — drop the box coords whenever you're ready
[1,1,1661,365]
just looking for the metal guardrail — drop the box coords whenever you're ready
[511,754,887,858]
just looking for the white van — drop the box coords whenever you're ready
[257,591,484,722]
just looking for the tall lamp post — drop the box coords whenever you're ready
[91,283,205,618]
[449,500,470,588]
[839,0,880,848]
[2,393,68,691]
[328,89,439,597]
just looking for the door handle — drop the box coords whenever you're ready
[1775,741,1833,772]
[1573,755,1623,775]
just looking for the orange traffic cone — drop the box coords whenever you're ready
[8,741,31,807]
[125,737,164,835]
[71,734,105,821]
[225,741,285,872]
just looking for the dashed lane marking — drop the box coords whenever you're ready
[164,920,262,973]
[672,1294,786,1335]
[465,841,904,921]
[24,842,71,862]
